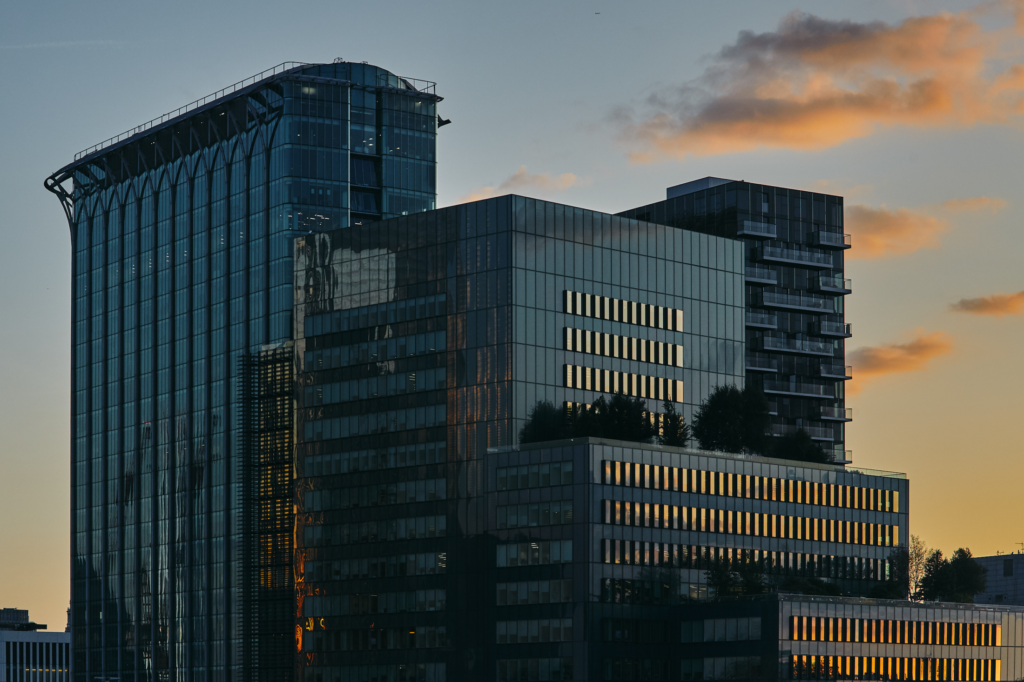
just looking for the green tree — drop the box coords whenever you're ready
[600,393,658,443]
[692,385,745,452]
[658,400,691,448]
[735,555,767,596]
[518,400,568,444]
[920,547,988,603]
[568,397,607,439]
[770,428,832,464]
[704,555,740,598]
[740,385,771,454]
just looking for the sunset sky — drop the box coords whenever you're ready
[2,0,1022,629]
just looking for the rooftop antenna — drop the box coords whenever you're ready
[1017,542,1023,554]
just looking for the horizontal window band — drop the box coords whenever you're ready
[599,540,890,583]
[601,500,896,547]
[601,460,900,513]
[564,365,683,403]
[565,290,683,331]
[565,327,683,367]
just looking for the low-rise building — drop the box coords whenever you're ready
[0,610,70,682]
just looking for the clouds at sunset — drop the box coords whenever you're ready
[950,290,1024,316]
[615,4,1024,162]
[456,166,579,203]
[845,196,1006,259]
[847,330,953,393]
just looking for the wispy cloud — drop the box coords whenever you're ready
[456,166,579,204]
[940,196,1007,213]
[846,195,1006,259]
[0,40,120,50]
[614,3,1024,162]
[950,290,1024,316]
[846,205,949,260]
[848,330,953,393]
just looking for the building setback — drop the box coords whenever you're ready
[619,179,852,464]
[45,61,442,682]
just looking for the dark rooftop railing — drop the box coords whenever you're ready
[75,62,310,161]
[72,61,439,163]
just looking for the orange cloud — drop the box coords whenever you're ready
[616,5,1024,161]
[847,330,953,393]
[940,196,1007,213]
[845,205,949,259]
[950,290,1024,315]
[846,196,1006,259]
[456,166,578,203]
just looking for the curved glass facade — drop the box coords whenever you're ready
[47,62,439,682]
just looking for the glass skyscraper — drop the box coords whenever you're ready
[45,61,442,682]
[619,179,852,463]
[292,196,745,680]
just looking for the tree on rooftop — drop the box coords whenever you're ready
[657,400,691,448]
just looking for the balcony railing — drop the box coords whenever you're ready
[770,423,835,441]
[761,336,834,356]
[813,231,852,249]
[817,275,852,294]
[760,245,834,268]
[761,291,834,313]
[738,220,777,238]
[818,321,853,337]
[767,401,779,415]
[745,311,777,328]
[745,266,777,285]
[763,379,835,398]
[745,354,778,372]
[821,406,853,421]
[819,363,853,379]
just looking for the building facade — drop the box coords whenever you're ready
[618,179,852,463]
[1,610,71,682]
[975,554,1024,606]
[45,61,442,682]
[677,593,1024,681]
[291,195,896,680]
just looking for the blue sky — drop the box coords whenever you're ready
[2,0,1021,627]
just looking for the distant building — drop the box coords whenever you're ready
[975,553,1024,606]
[678,592,1024,681]
[0,610,70,682]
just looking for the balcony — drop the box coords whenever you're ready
[821,406,853,422]
[836,450,853,464]
[763,379,835,398]
[761,336,834,356]
[738,220,777,238]
[760,291,834,313]
[745,353,778,373]
[769,423,835,441]
[819,363,852,380]
[759,245,834,269]
[817,321,853,338]
[813,231,852,249]
[745,266,777,285]
[745,311,777,329]
[768,401,779,415]
[816,275,852,294]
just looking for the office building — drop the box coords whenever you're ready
[975,554,1024,606]
[290,196,900,680]
[619,179,852,463]
[45,61,443,682]
[677,592,1024,680]
[1,610,71,682]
